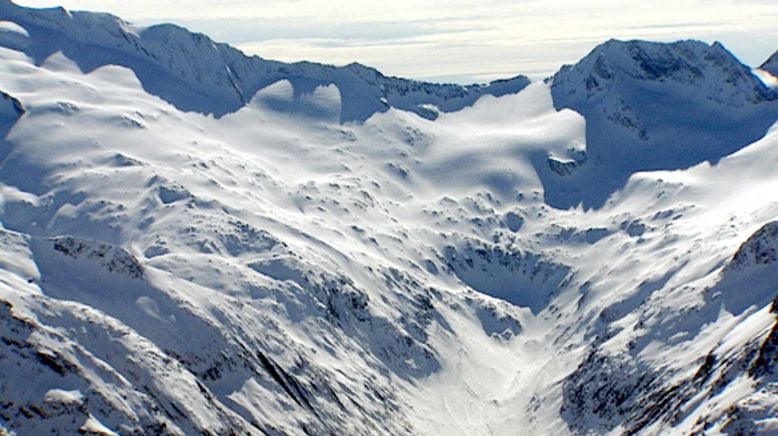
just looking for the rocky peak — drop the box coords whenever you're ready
[542,39,778,210]
[552,39,772,105]
[727,221,778,272]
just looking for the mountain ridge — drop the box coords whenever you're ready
[0,0,530,122]
[761,50,778,76]
[1,2,777,435]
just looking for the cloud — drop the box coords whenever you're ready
[165,18,458,45]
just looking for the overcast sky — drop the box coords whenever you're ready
[14,0,778,84]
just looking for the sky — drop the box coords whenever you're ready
[14,0,778,84]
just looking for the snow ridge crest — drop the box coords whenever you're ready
[0,1,529,122]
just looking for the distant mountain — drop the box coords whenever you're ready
[547,39,778,209]
[0,0,528,122]
[1,1,777,435]
[761,50,778,76]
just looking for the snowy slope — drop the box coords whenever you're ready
[1,2,777,435]
[548,39,778,209]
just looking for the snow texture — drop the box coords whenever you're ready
[0,1,777,435]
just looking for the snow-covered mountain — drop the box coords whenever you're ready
[548,39,778,209]
[761,51,778,77]
[1,1,777,435]
[0,0,528,123]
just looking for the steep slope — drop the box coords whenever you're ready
[0,36,551,434]
[1,3,777,436]
[0,0,529,122]
[0,89,22,139]
[761,50,778,76]
[559,125,778,434]
[547,39,778,209]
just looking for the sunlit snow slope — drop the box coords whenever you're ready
[1,1,777,435]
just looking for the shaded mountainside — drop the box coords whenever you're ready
[0,0,529,122]
[547,39,778,209]
[1,1,778,435]
[761,50,778,76]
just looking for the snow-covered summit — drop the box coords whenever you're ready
[544,39,778,209]
[0,1,529,122]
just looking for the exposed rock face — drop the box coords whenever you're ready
[51,236,144,278]
[727,221,778,271]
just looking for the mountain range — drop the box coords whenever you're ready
[1,1,777,434]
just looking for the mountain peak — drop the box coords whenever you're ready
[545,39,778,209]
[554,39,771,104]
[761,50,778,76]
